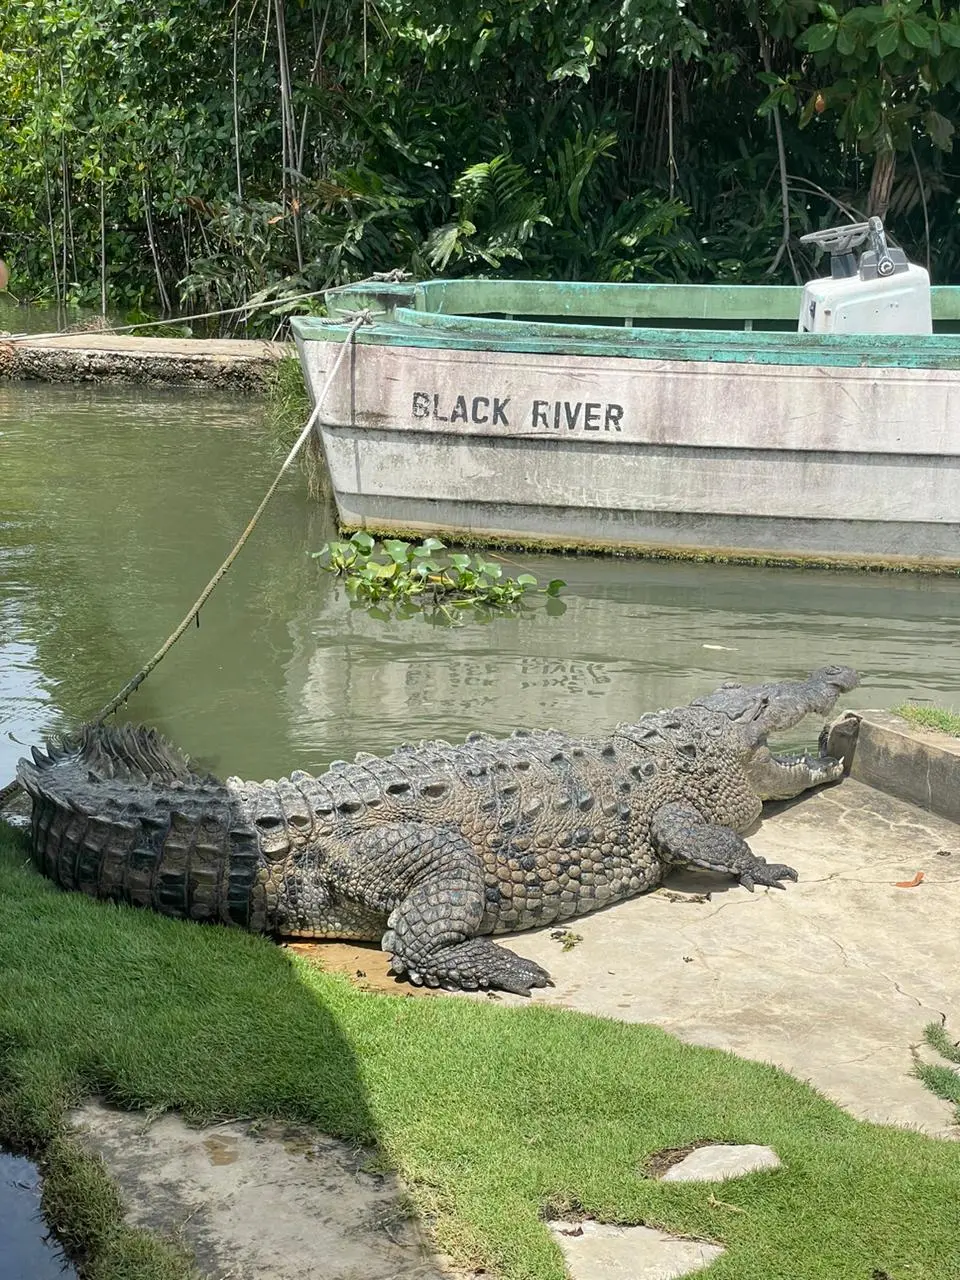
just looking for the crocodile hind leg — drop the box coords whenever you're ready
[651,802,799,892]
[364,823,551,995]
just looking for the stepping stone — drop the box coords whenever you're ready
[660,1143,780,1182]
[547,1220,723,1280]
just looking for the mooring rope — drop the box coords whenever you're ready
[0,310,373,812]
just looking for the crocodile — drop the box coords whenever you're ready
[16,665,857,994]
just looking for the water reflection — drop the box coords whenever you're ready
[3,381,960,785]
[0,1151,76,1279]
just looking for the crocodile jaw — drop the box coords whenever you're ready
[694,665,858,749]
[744,747,845,801]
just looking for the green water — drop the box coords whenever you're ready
[3,380,960,792]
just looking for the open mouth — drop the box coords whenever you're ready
[744,745,846,801]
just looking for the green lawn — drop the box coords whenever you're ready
[893,702,960,737]
[2,819,959,1280]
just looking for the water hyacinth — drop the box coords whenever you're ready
[312,533,564,624]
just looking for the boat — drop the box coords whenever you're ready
[291,221,960,571]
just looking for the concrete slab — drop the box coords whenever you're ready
[0,334,290,389]
[547,1219,723,1280]
[509,778,960,1136]
[659,1144,780,1182]
[826,709,960,825]
[68,1101,453,1280]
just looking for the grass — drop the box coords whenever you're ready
[263,355,311,452]
[915,1022,960,1123]
[2,820,960,1280]
[262,354,330,501]
[893,702,960,737]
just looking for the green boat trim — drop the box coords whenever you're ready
[293,279,960,371]
[413,278,960,324]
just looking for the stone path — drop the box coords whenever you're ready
[547,1221,723,1280]
[545,1143,781,1279]
[69,1102,451,1280]
[70,1101,780,1280]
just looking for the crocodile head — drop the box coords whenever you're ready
[691,664,859,801]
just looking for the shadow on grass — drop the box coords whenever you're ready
[0,819,373,1278]
[2,818,960,1280]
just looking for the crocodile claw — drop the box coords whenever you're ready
[740,859,799,892]
[496,957,554,997]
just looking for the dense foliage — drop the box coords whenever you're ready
[0,0,957,322]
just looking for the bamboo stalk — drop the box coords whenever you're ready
[274,0,303,270]
[261,0,272,63]
[40,90,62,308]
[179,213,191,284]
[755,22,799,283]
[909,143,931,276]
[100,177,107,316]
[666,63,676,200]
[142,178,172,314]
[639,78,657,175]
[298,0,332,175]
[58,58,77,287]
[232,2,244,202]
[627,73,644,181]
[60,153,68,297]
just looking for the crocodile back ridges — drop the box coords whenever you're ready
[17,723,267,931]
[247,726,627,856]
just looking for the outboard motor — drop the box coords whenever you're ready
[797,217,931,335]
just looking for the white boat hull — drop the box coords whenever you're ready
[295,335,960,569]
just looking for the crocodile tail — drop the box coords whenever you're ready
[16,724,268,931]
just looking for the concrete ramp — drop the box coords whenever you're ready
[500,711,960,1136]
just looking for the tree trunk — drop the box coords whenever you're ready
[867,150,896,220]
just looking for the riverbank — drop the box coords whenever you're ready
[0,333,290,389]
[2,713,960,1278]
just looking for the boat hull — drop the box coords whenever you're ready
[294,331,960,569]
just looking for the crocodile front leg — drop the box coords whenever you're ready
[351,823,552,995]
[651,802,798,891]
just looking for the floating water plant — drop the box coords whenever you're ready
[312,533,564,623]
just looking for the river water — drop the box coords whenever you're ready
[0,1151,76,1278]
[3,380,960,789]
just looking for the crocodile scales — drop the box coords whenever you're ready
[16,665,857,994]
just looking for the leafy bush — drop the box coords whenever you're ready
[1,0,957,322]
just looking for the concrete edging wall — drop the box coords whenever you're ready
[0,335,292,390]
[824,709,960,826]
